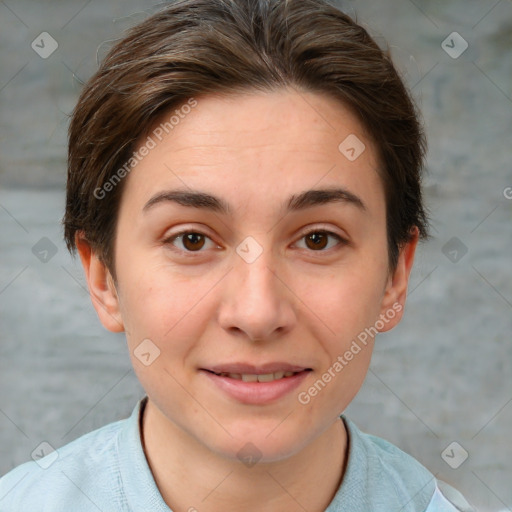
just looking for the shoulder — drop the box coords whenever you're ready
[326,417,474,512]
[0,416,128,511]
[343,416,436,507]
[426,481,476,512]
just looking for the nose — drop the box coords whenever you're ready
[217,243,296,342]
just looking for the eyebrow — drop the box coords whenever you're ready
[142,186,366,215]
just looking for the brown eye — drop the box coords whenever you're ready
[165,231,216,253]
[305,232,329,250]
[296,230,346,252]
[181,232,206,251]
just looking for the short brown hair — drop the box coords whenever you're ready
[63,0,429,277]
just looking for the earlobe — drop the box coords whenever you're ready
[378,226,419,333]
[75,232,125,333]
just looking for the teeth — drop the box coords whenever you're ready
[218,371,299,382]
[241,374,258,382]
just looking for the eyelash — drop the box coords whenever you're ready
[163,228,348,256]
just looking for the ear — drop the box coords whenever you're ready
[377,226,419,333]
[75,232,124,333]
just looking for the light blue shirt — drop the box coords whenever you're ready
[0,397,473,511]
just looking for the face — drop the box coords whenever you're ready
[78,88,417,463]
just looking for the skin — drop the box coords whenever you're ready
[76,88,418,512]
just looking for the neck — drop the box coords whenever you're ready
[140,399,348,512]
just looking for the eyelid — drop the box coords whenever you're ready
[296,224,348,243]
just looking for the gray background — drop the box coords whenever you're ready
[1,1,511,511]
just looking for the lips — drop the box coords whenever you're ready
[211,371,298,382]
[200,364,312,405]
[202,363,311,383]
[204,362,311,375]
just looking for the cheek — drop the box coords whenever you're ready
[298,263,386,342]
[119,270,207,398]
[117,262,215,349]
[296,278,378,418]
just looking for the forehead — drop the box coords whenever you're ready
[121,88,384,219]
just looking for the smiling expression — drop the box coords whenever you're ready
[82,87,416,462]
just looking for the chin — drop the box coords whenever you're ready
[204,418,309,464]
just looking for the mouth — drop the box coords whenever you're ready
[203,369,310,382]
[199,363,313,405]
